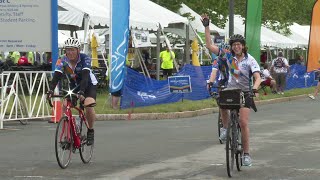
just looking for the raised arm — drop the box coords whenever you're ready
[201,14,219,55]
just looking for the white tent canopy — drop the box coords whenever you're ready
[178,3,224,35]
[225,15,300,48]
[58,0,84,27]
[131,0,188,28]
[287,23,309,46]
[59,0,158,30]
[58,31,70,48]
[59,0,188,31]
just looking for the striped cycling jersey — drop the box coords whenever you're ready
[212,48,260,91]
[55,53,98,86]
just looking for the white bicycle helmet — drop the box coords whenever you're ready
[64,37,81,48]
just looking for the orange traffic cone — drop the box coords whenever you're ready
[48,88,62,123]
[49,99,62,123]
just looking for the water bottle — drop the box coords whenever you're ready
[75,116,81,134]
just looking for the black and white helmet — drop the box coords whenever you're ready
[64,37,81,48]
[229,34,246,46]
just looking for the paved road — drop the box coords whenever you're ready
[0,97,319,180]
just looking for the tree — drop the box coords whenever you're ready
[151,0,316,35]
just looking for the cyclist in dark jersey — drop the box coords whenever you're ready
[202,14,261,166]
[47,37,97,146]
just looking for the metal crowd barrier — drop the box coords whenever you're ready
[0,71,54,129]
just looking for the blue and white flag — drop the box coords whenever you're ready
[110,0,130,93]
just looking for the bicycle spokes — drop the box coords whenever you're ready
[55,117,73,169]
[226,124,235,177]
[79,118,93,164]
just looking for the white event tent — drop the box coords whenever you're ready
[287,23,310,47]
[225,15,300,48]
[58,0,188,31]
[178,3,224,35]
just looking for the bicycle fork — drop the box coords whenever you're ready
[231,110,242,153]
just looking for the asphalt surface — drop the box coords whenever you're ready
[0,97,319,180]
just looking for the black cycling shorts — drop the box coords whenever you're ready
[84,84,97,100]
[71,83,97,100]
[243,92,254,109]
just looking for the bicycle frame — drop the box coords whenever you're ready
[60,98,88,149]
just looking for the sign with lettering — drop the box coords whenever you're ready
[0,0,51,51]
[131,30,151,48]
[168,76,192,93]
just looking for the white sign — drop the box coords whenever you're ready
[0,0,51,51]
[132,30,151,48]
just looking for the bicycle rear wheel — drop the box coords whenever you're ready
[79,118,93,163]
[218,110,223,144]
[55,116,73,169]
[226,120,234,177]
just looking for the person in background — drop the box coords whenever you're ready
[296,55,305,66]
[160,46,175,79]
[108,54,131,109]
[260,51,267,66]
[17,52,29,66]
[261,63,277,94]
[11,51,20,64]
[270,51,290,95]
[27,51,34,65]
[142,49,152,70]
[309,69,320,100]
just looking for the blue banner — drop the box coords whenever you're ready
[120,64,318,109]
[110,0,130,93]
[51,0,58,71]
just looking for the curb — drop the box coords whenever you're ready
[96,94,308,121]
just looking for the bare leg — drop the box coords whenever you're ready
[239,107,250,154]
[271,80,277,92]
[314,81,320,97]
[85,107,95,129]
[220,109,230,128]
[111,95,120,109]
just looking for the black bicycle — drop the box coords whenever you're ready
[208,84,224,144]
[218,88,257,177]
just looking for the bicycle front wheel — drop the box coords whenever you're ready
[226,120,234,177]
[55,116,73,169]
[79,118,93,164]
[218,110,223,144]
[236,125,243,171]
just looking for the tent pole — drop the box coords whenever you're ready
[305,48,308,62]
[156,26,161,80]
[185,24,190,65]
[83,14,90,54]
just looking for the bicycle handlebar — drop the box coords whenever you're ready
[47,95,64,107]
[207,83,258,112]
[208,84,225,99]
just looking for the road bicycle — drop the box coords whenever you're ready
[47,89,95,169]
[218,88,257,177]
